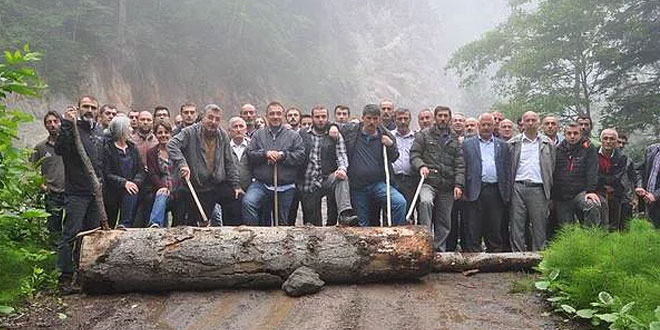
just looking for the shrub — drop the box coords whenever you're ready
[537,218,660,328]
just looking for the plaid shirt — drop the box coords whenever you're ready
[302,129,348,193]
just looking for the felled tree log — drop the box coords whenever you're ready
[432,252,542,272]
[79,226,433,293]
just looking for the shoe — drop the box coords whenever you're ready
[58,274,75,295]
[338,213,359,227]
[116,224,127,230]
[149,223,160,228]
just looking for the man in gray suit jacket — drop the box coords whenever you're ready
[508,111,556,251]
[462,113,512,252]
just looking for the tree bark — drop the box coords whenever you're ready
[433,252,542,272]
[79,226,433,293]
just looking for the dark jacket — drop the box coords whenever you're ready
[410,125,465,190]
[167,123,240,192]
[103,141,146,193]
[597,148,634,200]
[299,127,343,177]
[638,143,660,199]
[552,137,598,201]
[462,136,512,203]
[54,119,104,195]
[509,133,556,199]
[247,125,305,186]
[341,122,399,188]
[146,145,179,191]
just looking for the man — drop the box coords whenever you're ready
[464,117,479,137]
[417,108,433,131]
[153,105,170,124]
[379,99,396,130]
[617,132,637,224]
[577,114,599,146]
[179,102,198,131]
[390,108,417,218]
[509,111,556,252]
[128,109,140,132]
[553,122,602,227]
[286,107,302,132]
[461,113,512,252]
[542,115,563,146]
[240,103,258,137]
[300,114,313,131]
[499,119,515,141]
[97,104,118,131]
[597,129,635,231]
[55,96,104,293]
[410,105,465,251]
[452,112,466,141]
[298,105,358,226]
[131,111,158,164]
[32,111,66,235]
[227,117,252,225]
[243,102,305,225]
[635,142,660,228]
[342,104,406,226]
[174,114,183,129]
[334,105,351,125]
[492,110,505,137]
[168,104,243,226]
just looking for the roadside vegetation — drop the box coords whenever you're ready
[0,45,56,316]
[536,219,660,329]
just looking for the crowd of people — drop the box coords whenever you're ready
[32,95,660,292]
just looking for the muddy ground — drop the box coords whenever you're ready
[1,272,581,330]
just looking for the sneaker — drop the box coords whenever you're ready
[149,223,160,228]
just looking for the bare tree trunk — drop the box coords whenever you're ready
[79,226,433,293]
[433,252,542,272]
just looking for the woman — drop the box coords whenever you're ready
[254,116,266,130]
[103,116,145,228]
[147,120,177,227]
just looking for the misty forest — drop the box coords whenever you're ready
[1,0,660,329]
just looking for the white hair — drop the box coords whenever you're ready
[109,116,131,142]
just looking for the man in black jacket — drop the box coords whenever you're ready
[597,129,637,230]
[243,101,305,225]
[552,122,602,226]
[55,96,104,293]
[299,105,358,226]
[410,106,465,252]
[341,104,406,227]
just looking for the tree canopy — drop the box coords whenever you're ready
[447,0,660,132]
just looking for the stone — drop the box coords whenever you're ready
[281,266,325,297]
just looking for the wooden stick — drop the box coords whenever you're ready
[383,145,392,227]
[71,119,110,230]
[273,162,279,227]
[406,176,425,224]
[185,177,208,227]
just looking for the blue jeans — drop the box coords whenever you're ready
[351,182,407,227]
[148,192,171,227]
[242,181,296,226]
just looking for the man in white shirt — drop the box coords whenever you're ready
[508,111,556,251]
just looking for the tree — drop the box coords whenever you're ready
[447,0,660,131]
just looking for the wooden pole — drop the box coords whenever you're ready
[406,176,425,224]
[273,162,279,227]
[185,177,209,227]
[71,119,109,230]
[383,145,392,227]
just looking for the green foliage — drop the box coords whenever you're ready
[536,219,660,328]
[447,0,660,132]
[0,45,55,307]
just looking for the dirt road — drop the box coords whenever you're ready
[3,272,578,330]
